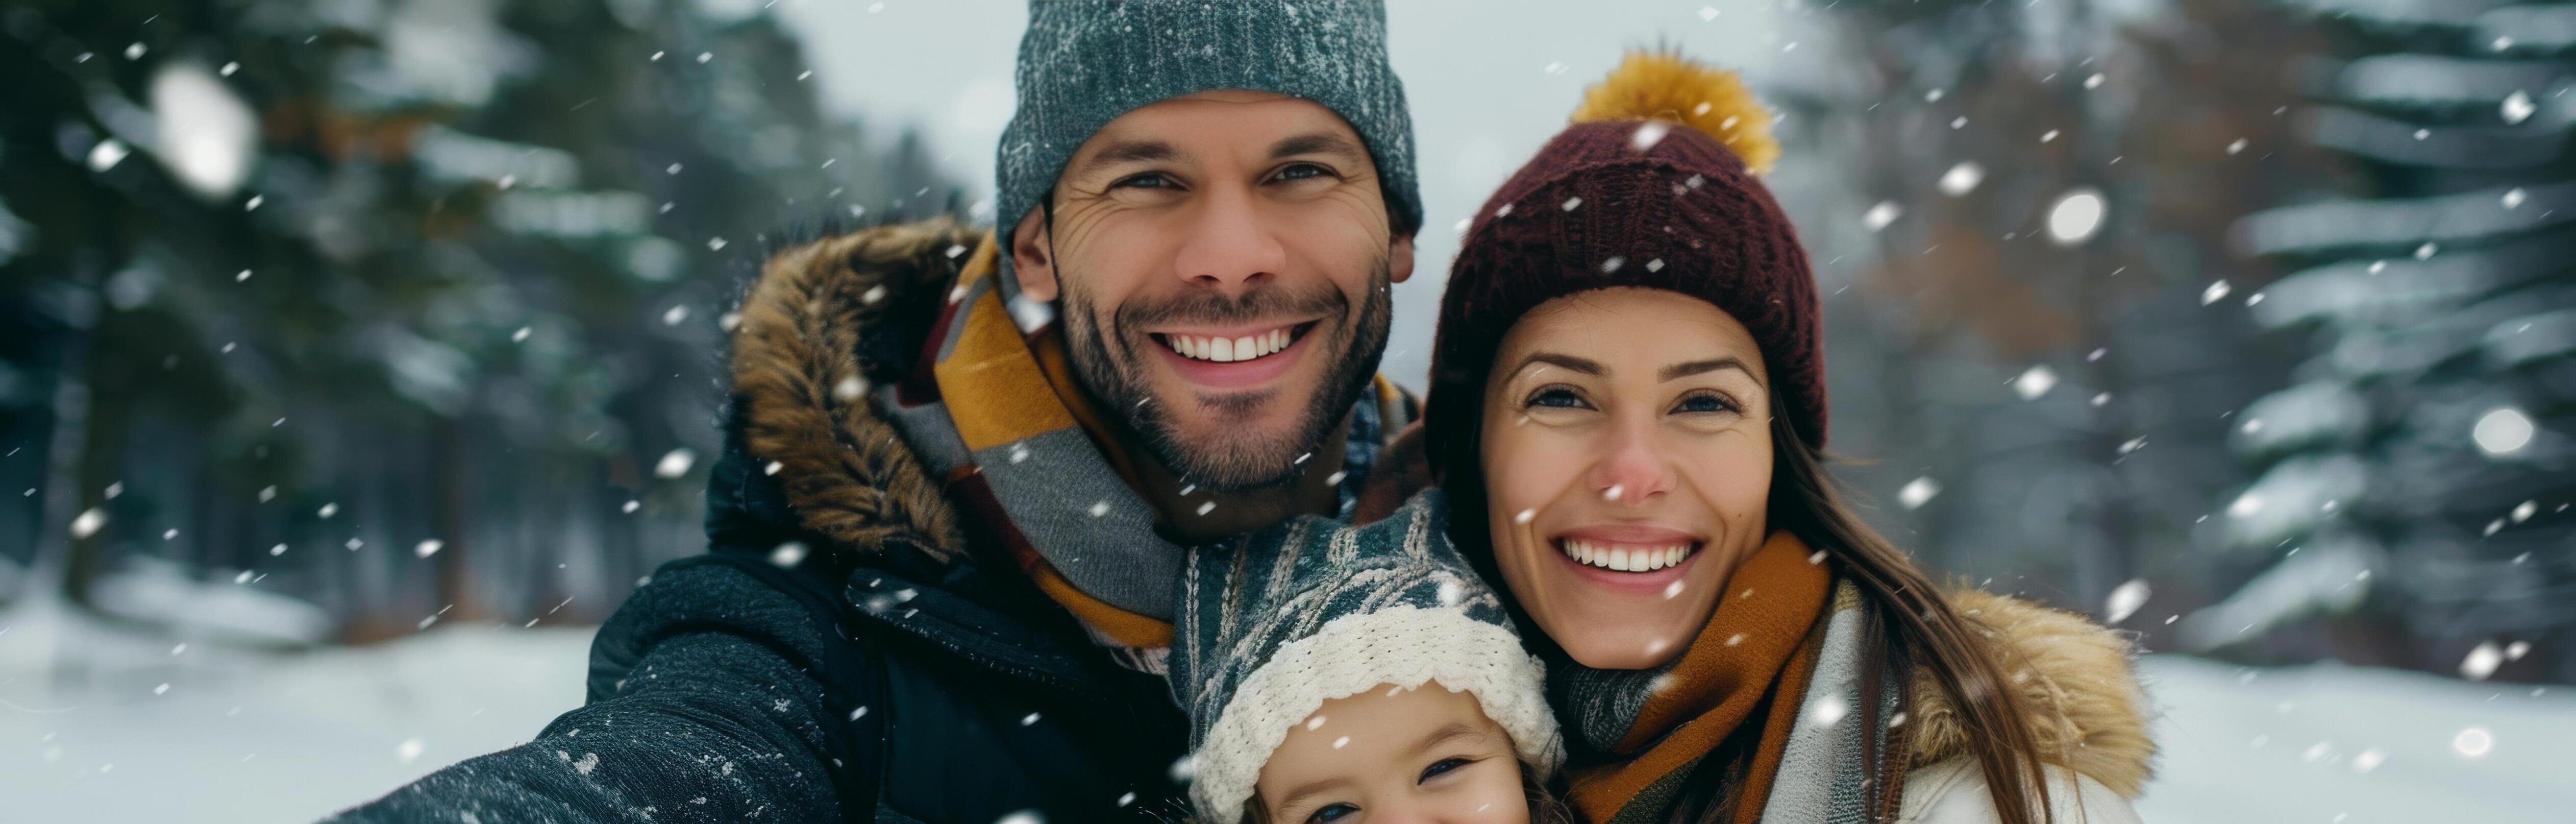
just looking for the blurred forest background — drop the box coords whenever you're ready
[1,0,2569,696]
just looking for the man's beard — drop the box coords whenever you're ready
[1059,261,1392,494]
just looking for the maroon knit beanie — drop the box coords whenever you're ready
[1422,53,1826,496]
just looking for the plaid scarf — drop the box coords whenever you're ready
[877,236,1410,664]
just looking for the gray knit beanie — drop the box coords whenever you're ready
[1170,490,1562,823]
[995,0,1423,298]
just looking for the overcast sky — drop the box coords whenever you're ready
[771,0,1809,387]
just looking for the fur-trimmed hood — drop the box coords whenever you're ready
[1911,589,2159,799]
[719,217,986,562]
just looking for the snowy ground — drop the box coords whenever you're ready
[2,606,2568,823]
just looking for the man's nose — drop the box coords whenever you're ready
[1169,181,1287,297]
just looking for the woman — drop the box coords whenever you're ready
[1398,53,2156,823]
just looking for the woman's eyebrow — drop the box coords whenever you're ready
[1512,351,1604,378]
[1659,356,1757,383]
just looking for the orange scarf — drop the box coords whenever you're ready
[1566,531,1833,823]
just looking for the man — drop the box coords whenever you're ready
[325,2,1424,822]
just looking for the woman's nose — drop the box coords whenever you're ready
[1587,418,1674,504]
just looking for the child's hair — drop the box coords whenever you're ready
[1240,758,1574,824]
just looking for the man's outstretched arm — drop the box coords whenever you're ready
[324,563,857,824]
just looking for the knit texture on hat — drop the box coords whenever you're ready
[1423,52,1826,470]
[1170,490,1561,823]
[994,0,1421,296]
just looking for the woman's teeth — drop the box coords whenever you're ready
[1561,539,1693,572]
[1165,328,1293,362]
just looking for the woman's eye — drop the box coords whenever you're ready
[1309,803,1359,823]
[1527,386,1587,409]
[1419,757,1473,783]
[1671,392,1737,415]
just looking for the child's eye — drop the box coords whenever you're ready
[1308,803,1359,823]
[1526,386,1588,409]
[1671,391,1738,415]
[1419,757,1474,783]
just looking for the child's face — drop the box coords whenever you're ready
[1253,684,1529,824]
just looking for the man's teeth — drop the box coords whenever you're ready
[1165,328,1292,362]
[1561,539,1693,572]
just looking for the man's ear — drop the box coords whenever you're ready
[1009,204,1060,302]
[1388,232,1416,284]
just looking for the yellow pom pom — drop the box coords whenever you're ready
[1570,50,1779,175]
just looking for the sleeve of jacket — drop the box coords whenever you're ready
[319,561,861,824]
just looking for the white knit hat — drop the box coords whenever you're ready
[1168,490,1563,823]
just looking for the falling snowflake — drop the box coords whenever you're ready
[1863,201,1902,232]
[2012,365,2058,400]
[87,139,131,172]
[397,739,425,763]
[2452,727,2493,758]
[770,542,809,569]
[2501,90,2536,124]
[2472,407,2535,456]
[654,448,697,478]
[2105,579,2150,623]
[69,507,107,539]
[1631,121,1671,152]
[2459,641,2503,681]
[1898,477,1941,510]
[2201,280,2232,306]
[1807,694,1848,728]
[2046,189,2106,246]
[414,539,443,559]
[1937,162,1984,197]
[2228,492,2265,519]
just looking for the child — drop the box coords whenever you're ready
[1169,490,1568,823]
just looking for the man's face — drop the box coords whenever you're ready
[1012,90,1415,493]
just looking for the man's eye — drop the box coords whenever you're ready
[1528,386,1587,409]
[1110,173,1173,189]
[1420,757,1473,783]
[1275,162,1333,181]
[1672,392,1737,414]
[1309,803,1359,823]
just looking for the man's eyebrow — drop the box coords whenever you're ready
[1511,351,1605,379]
[1659,356,1758,383]
[1269,131,1367,161]
[1074,138,1181,174]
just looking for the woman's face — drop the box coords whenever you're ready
[1478,287,1773,670]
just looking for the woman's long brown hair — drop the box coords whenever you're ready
[1429,378,2057,824]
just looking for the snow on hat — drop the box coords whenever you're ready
[1169,489,1562,823]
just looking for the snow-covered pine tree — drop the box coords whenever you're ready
[2205,0,2576,681]
[0,0,954,644]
